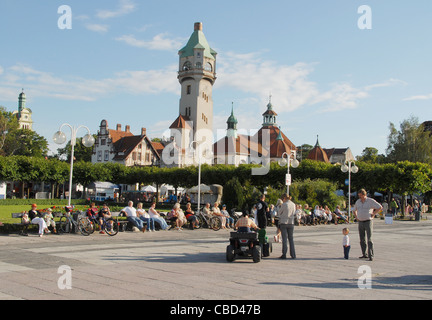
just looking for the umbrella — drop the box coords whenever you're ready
[189,184,212,193]
[141,185,156,192]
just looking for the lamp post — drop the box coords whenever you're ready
[189,141,212,214]
[341,161,359,221]
[278,150,300,195]
[53,124,95,206]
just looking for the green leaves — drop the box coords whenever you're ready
[0,156,431,201]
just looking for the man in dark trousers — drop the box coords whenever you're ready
[353,189,382,261]
[278,194,296,259]
[256,194,269,229]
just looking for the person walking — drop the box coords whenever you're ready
[278,193,296,259]
[353,189,383,261]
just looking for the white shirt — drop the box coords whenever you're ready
[343,235,350,246]
[354,197,382,221]
[148,207,159,218]
[137,208,149,218]
[122,206,137,217]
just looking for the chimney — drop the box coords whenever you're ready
[125,125,130,133]
[141,128,147,136]
[194,22,203,31]
[116,124,121,131]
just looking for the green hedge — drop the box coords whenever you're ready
[0,199,89,206]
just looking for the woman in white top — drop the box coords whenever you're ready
[137,202,155,232]
[168,203,186,230]
[212,202,226,229]
[148,202,168,230]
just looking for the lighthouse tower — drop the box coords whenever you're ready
[168,22,217,166]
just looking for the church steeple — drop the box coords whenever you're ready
[18,89,26,114]
[227,102,238,138]
[262,95,278,127]
[13,89,33,131]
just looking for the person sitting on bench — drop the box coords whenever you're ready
[235,212,260,233]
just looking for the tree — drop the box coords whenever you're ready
[0,107,19,156]
[297,144,314,160]
[56,135,96,162]
[0,107,49,157]
[386,116,432,164]
[356,147,386,163]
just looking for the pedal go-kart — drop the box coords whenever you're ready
[226,229,272,263]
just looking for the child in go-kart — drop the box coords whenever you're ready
[235,212,260,233]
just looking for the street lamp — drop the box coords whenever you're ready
[189,141,213,214]
[341,161,359,221]
[53,123,95,206]
[278,150,300,195]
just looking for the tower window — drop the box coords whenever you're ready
[205,62,213,72]
[187,85,191,95]
[182,61,192,71]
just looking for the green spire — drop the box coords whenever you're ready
[179,22,217,60]
[18,89,26,113]
[276,127,283,141]
[227,102,238,130]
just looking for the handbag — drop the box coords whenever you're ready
[22,213,30,224]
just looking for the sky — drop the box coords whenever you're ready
[0,0,431,158]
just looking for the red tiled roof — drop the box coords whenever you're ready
[169,115,192,129]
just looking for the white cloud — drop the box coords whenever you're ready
[313,83,369,112]
[403,94,432,101]
[217,52,369,114]
[0,63,178,103]
[85,24,109,33]
[365,78,407,90]
[96,0,136,19]
[116,33,185,51]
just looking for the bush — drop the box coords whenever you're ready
[290,179,344,209]
[0,199,89,206]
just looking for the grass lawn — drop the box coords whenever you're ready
[0,205,88,224]
[0,203,171,225]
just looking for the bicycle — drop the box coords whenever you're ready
[195,209,222,231]
[58,207,93,236]
[86,214,119,236]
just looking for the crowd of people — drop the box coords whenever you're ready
[6,188,412,262]
[251,199,350,229]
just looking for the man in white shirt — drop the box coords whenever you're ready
[278,193,296,259]
[121,201,145,232]
[353,189,382,261]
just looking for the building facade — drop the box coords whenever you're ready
[164,22,217,167]
[91,120,161,167]
[213,100,296,165]
[12,90,33,130]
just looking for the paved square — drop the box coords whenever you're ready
[1,218,431,301]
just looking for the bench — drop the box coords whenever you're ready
[11,212,63,236]
[111,212,149,232]
[11,213,31,236]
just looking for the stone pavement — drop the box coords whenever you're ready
[0,218,431,301]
